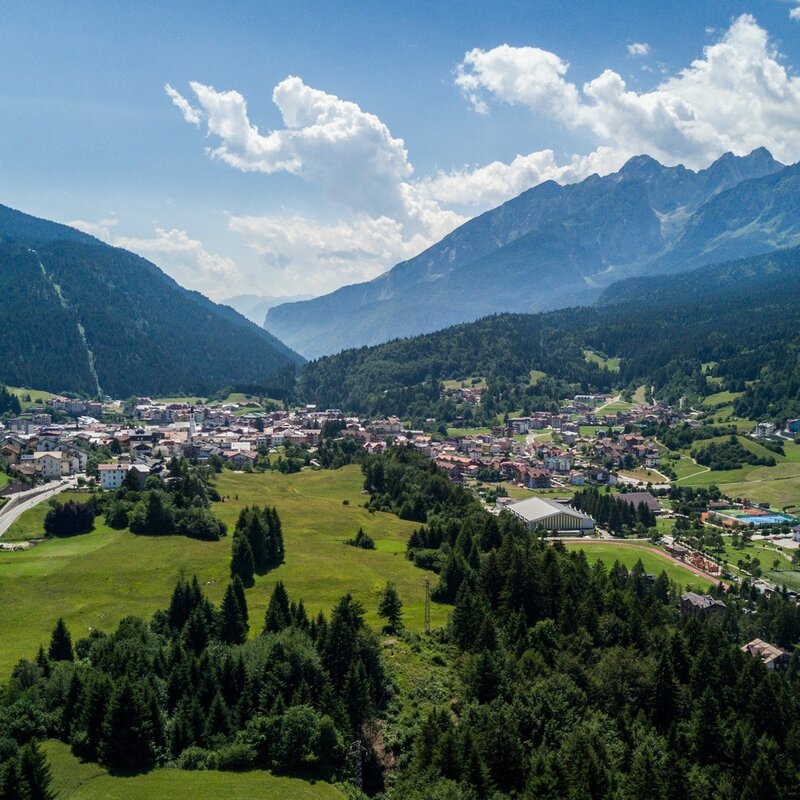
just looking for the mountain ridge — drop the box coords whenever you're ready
[265,148,787,358]
[0,204,304,397]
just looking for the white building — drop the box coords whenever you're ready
[505,496,594,534]
[98,463,129,490]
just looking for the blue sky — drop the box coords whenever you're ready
[2,1,800,300]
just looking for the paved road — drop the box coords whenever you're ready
[0,478,77,538]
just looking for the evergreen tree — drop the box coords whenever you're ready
[377,581,403,633]
[100,678,155,771]
[232,575,248,627]
[48,617,74,661]
[220,582,248,645]
[263,581,291,634]
[230,530,255,587]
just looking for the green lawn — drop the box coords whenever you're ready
[0,467,448,677]
[0,472,9,489]
[564,541,715,588]
[45,741,344,800]
[618,467,666,483]
[597,399,635,415]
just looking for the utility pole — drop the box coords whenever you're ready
[423,577,431,635]
[349,738,367,790]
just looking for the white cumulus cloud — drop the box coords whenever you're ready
[627,42,651,57]
[163,14,800,299]
[455,14,800,168]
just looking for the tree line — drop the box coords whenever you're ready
[0,576,387,789]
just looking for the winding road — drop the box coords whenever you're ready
[0,478,77,538]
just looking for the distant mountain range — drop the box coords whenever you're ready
[297,243,800,423]
[221,293,315,326]
[265,147,797,358]
[0,204,303,397]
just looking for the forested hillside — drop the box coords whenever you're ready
[0,206,303,397]
[298,245,800,423]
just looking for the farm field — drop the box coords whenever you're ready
[563,540,715,588]
[0,466,448,677]
[45,741,344,800]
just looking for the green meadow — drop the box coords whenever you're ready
[564,541,715,589]
[0,466,448,677]
[45,741,344,800]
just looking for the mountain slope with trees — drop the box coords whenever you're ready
[266,148,788,357]
[0,204,303,397]
[297,244,800,423]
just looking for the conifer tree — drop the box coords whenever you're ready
[230,530,255,586]
[100,678,155,771]
[231,574,248,627]
[48,617,73,661]
[263,581,291,633]
[377,582,403,634]
[220,582,248,645]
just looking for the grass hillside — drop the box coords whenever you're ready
[0,466,448,676]
[45,741,344,800]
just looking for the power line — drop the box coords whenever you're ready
[348,737,368,790]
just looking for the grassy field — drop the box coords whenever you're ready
[0,472,9,489]
[618,467,667,483]
[632,385,648,405]
[702,390,744,407]
[7,386,58,409]
[45,741,344,800]
[583,350,620,371]
[564,541,715,588]
[528,369,547,385]
[446,426,491,438]
[766,570,800,592]
[1,491,97,541]
[442,376,487,390]
[0,467,449,677]
[597,398,635,415]
[678,439,800,507]
[152,395,206,405]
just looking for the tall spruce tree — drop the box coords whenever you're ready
[48,617,74,661]
[377,582,403,633]
[230,530,255,586]
[220,582,248,645]
[263,581,291,633]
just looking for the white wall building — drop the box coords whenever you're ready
[98,463,129,490]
